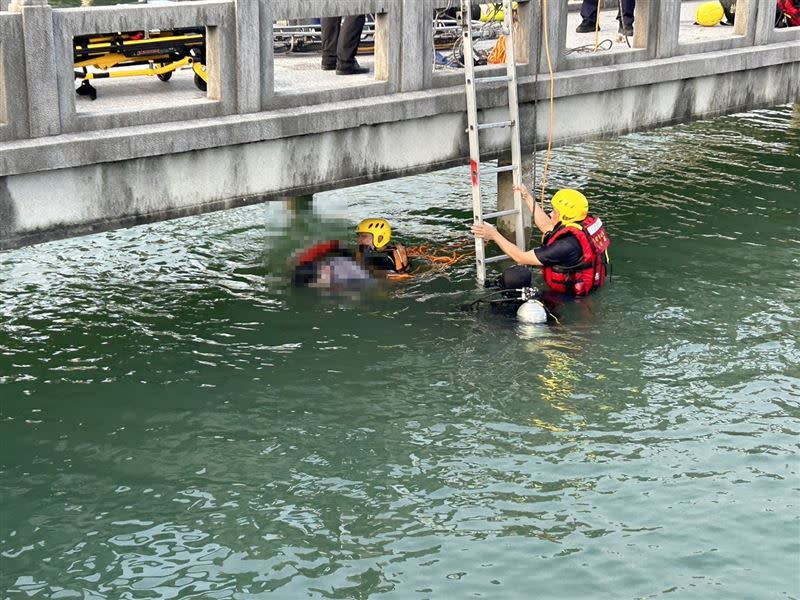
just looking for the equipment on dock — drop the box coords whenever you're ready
[776,0,800,27]
[273,6,508,61]
[459,0,526,284]
[719,0,737,25]
[273,16,389,55]
[73,27,207,100]
[695,1,725,26]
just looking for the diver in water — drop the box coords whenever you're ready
[355,218,410,275]
[471,185,610,296]
[292,218,409,288]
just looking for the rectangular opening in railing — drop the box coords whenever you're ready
[775,0,800,29]
[565,0,647,60]
[72,25,209,111]
[432,3,522,73]
[272,13,383,95]
[678,0,749,46]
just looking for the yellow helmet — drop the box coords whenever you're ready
[478,1,519,22]
[551,189,589,224]
[695,1,724,26]
[356,218,392,249]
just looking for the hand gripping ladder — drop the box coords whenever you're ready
[460,0,526,284]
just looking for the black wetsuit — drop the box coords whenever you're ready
[360,245,410,274]
[361,250,396,272]
[533,235,583,269]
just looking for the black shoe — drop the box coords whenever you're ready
[321,62,336,71]
[618,23,633,36]
[576,19,595,33]
[336,64,369,75]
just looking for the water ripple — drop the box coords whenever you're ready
[1,106,798,598]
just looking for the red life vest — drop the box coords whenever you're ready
[296,240,340,265]
[297,240,409,272]
[777,0,800,26]
[541,216,610,296]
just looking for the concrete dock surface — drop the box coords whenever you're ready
[74,0,743,114]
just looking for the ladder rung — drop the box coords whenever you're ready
[477,120,513,131]
[480,164,515,175]
[484,254,511,264]
[474,75,513,85]
[483,208,520,219]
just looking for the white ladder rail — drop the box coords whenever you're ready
[460,0,526,284]
[503,0,526,252]
[461,0,487,282]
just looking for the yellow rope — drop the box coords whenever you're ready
[594,0,602,51]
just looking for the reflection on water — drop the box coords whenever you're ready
[1,106,799,598]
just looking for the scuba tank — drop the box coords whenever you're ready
[516,299,548,324]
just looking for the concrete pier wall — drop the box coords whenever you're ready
[1,0,798,249]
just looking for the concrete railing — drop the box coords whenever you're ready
[1,0,798,250]
[0,8,27,142]
[1,0,798,144]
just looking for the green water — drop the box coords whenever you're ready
[1,107,799,598]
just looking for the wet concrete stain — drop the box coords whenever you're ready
[0,177,19,249]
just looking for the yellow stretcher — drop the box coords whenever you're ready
[73,28,207,100]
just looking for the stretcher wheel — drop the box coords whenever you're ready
[194,72,207,92]
[156,71,172,82]
[76,79,97,101]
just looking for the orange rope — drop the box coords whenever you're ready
[387,243,474,280]
[406,243,473,267]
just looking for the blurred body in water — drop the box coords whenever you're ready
[292,218,409,289]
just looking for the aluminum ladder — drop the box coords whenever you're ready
[460,0,526,284]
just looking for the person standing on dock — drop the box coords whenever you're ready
[576,0,636,36]
[321,15,369,75]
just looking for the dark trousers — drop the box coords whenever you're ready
[321,15,366,69]
[580,0,636,27]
